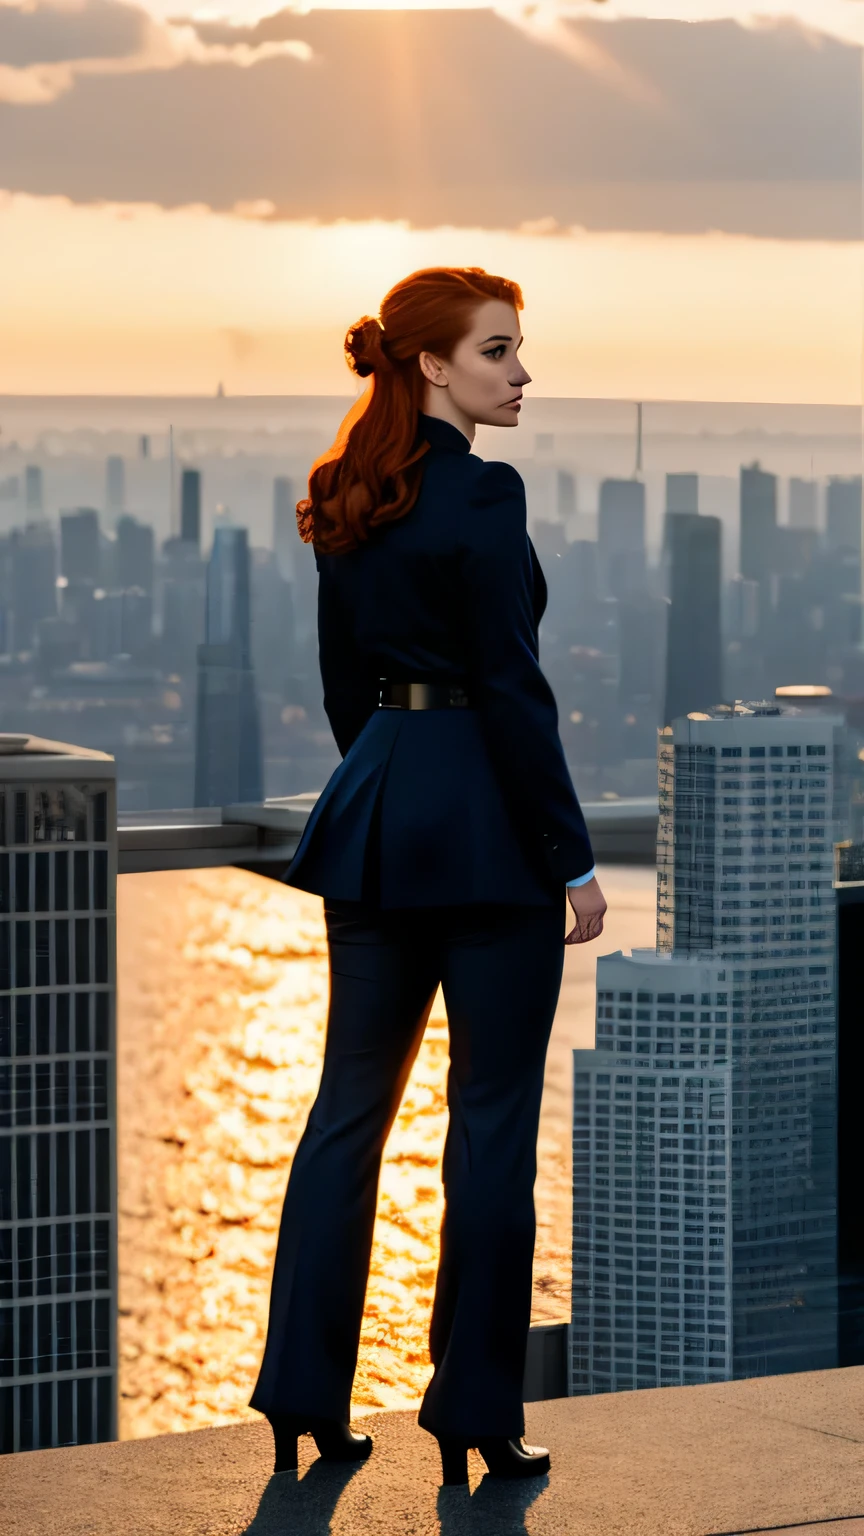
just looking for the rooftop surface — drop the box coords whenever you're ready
[6,1366,864,1536]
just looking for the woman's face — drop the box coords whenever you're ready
[419,298,532,431]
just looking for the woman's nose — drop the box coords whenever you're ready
[512,361,532,386]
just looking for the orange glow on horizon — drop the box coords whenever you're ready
[1,191,861,404]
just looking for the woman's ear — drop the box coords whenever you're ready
[418,349,448,388]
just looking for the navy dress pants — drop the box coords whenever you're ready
[248,895,564,1440]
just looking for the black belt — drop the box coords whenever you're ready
[378,678,472,710]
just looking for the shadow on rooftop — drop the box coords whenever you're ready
[239,1454,549,1535]
[240,1459,362,1534]
[437,1471,549,1534]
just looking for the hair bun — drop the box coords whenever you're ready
[344,315,391,378]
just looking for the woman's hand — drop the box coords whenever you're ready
[565,876,607,946]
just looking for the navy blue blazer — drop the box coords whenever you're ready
[282,413,594,907]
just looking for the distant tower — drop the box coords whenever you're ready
[597,479,646,598]
[194,527,263,806]
[666,473,699,517]
[114,517,155,596]
[826,477,862,596]
[272,477,295,582]
[104,458,125,525]
[826,477,862,553]
[556,470,576,522]
[739,463,777,585]
[24,467,43,517]
[168,426,177,539]
[789,477,819,531]
[180,470,201,549]
[9,522,57,651]
[663,512,722,723]
[0,733,118,1453]
[60,510,100,585]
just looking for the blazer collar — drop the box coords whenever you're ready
[418,412,473,456]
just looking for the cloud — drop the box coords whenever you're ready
[0,0,147,67]
[0,8,859,236]
[0,0,311,104]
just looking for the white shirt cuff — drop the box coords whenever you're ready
[565,866,596,888]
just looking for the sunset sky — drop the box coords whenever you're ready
[1,0,862,401]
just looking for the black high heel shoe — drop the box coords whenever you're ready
[436,1435,550,1486]
[265,1412,373,1474]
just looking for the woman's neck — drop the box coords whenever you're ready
[420,393,476,445]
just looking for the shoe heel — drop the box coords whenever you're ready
[437,1438,469,1486]
[265,1414,300,1474]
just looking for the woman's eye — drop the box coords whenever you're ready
[483,345,506,360]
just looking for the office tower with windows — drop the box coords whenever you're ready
[180,470,201,550]
[740,463,777,586]
[572,704,839,1397]
[194,527,263,806]
[0,733,117,1453]
[598,479,646,598]
[663,513,722,724]
[835,852,864,1364]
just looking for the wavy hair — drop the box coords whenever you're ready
[296,266,523,555]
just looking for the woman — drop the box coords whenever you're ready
[249,266,607,1487]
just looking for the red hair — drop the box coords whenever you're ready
[296,266,523,555]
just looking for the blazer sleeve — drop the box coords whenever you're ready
[455,461,595,886]
[316,552,381,759]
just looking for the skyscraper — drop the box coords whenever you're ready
[825,477,861,555]
[666,473,699,517]
[663,513,722,724]
[825,477,862,596]
[789,478,818,531]
[0,733,118,1453]
[60,511,100,586]
[114,517,154,597]
[272,477,295,583]
[9,523,57,652]
[557,470,576,522]
[598,479,646,598]
[740,463,777,586]
[572,704,839,1397]
[180,469,202,549]
[104,458,125,524]
[194,527,263,806]
[24,468,43,518]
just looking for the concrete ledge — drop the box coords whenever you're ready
[117,797,659,875]
[6,1366,864,1536]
